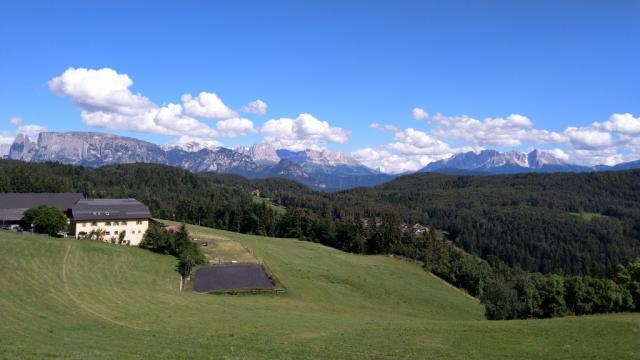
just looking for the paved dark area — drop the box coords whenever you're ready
[193,264,275,292]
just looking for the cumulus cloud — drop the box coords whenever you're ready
[0,133,14,156]
[260,113,351,150]
[215,118,256,137]
[412,107,429,120]
[181,92,237,119]
[352,128,468,173]
[390,128,453,156]
[17,124,48,139]
[572,148,624,166]
[49,67,154,114]
[9,116,22,125]
[564,127,614,150]
[352,147,427,173]
[49,67,241,139]
[547,148,571,161]
[594,113,640,135]
[242,99,268,115]
[431,113,536,147]
[370,123,399,133]
[363,111,640,171]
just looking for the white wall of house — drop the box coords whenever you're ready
[73,219,149,246]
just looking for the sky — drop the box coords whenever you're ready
[1,0,639,173]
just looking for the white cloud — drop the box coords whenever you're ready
[0,133,14,156]
[260,113,351,150]
[242,99,268,115]
[352,128,464,173]
[412,107,429,120]
[431,113,535,147]
[594,113,640,135]
[572,148,623,166]
[529,129,569,144]
[547,148,571,161]
[49,67,154,114]
[181,92,237,119]
[17,124,48,139]
[390,128,453,155]
[361,111,640,170]
[564,127,614,150]
[352,147,454,174]
[215,118,256,137]
[9,116,22,126]
[370,123,399,133]
[49,67,219,138]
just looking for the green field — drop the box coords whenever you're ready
[252,196,287,215]
[1,226,639,359]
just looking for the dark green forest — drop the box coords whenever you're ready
[1,159,639,319]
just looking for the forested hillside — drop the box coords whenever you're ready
[2,159,640,276]
[276,171,640,276]
[2,159,640,319]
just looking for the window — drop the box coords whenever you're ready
[114,231,119,235]
[105,231,111,235]
[121,221,127,225]
[82,223,86,227]
[138,230,142,234]
[114,221,119,226]
[105,221,111,226]
[91,222,97,227]
[136,220,142,225]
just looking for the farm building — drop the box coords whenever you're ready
[0,193,151,246]
[0,193,83,229]
[70,199,151,246]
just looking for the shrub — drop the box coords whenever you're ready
[22,206,68,236]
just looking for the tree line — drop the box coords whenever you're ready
[2,159,640,319]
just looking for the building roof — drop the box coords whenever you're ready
[70,199,151,221]
[0,193,84,221]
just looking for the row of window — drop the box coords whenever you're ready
[104,230,143,235]
[81,220,144,227]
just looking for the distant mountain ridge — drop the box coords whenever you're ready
[7,131,393,191]
[7,131,640,190]
[421,149,595,174]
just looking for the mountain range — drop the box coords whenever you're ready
[5,131,640,190]
[420,149,591,174]
[420,149,640,174]
[6,132,393,191]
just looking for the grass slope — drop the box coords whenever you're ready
[0,228,639,359]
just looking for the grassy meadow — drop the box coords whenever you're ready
[0,225,639,359]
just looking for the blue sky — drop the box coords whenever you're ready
[1,0,639,172]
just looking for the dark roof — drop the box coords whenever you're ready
[0,193,84,221]
[70,199,151,221]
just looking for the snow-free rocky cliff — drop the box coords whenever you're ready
[8,131,391,191]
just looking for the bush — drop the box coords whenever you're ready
[142,222,205,278]
[22,206,68,236]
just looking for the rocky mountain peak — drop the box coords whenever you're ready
[422,148,579,173]
[4,131,391,191]
[162,141,218,153]
[245,143,280,164]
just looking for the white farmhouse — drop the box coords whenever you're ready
[70,199,151,246]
